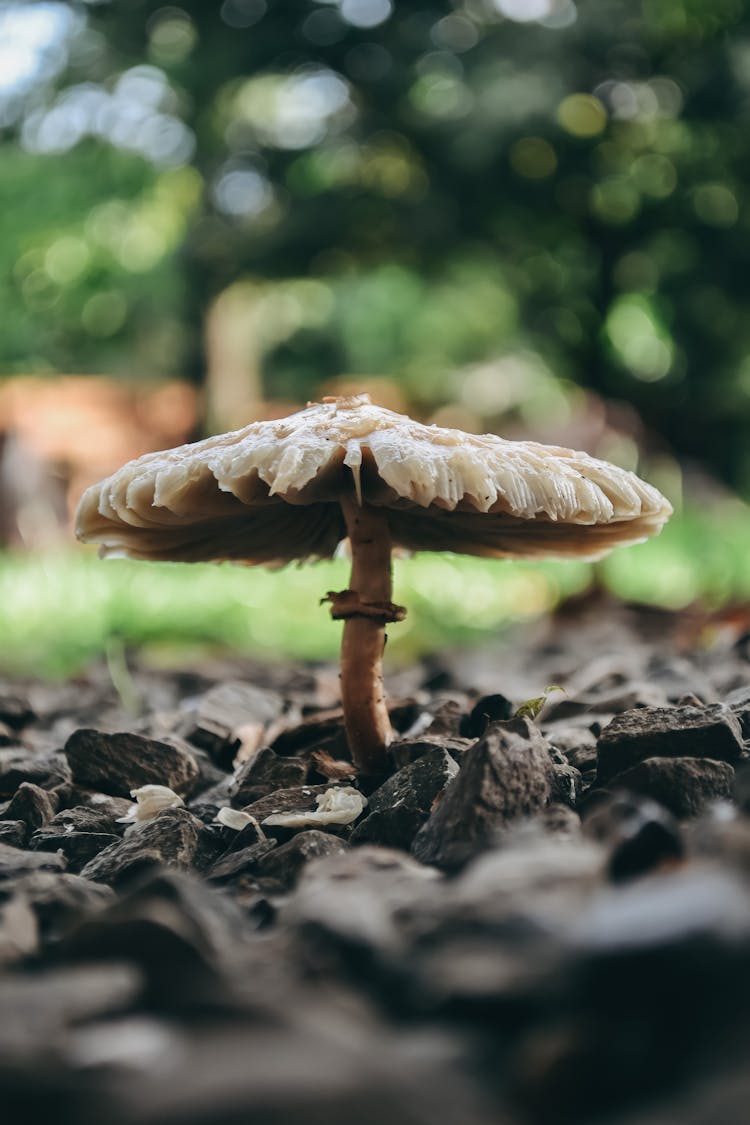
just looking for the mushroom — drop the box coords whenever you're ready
[76,394,672,775]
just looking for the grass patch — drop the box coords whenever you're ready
[1,502,748,677]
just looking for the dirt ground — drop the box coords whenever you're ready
[1,595,750,1124]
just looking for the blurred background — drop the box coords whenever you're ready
[2,0,750,677]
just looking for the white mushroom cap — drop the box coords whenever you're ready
[76,394,672,564]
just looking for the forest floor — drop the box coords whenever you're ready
[1,594,750,1124]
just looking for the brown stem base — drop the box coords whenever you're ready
[328,498,406,775]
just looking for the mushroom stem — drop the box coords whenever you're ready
[328,497,405,775]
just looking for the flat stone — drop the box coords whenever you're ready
[241,784,328,822]
[53,1015,490,1125]
[229,747,308,807]
[208,839,277,882]
[412,718,552,870]
[389,736,474,770]
[0,749,70,798]
[0,871,113,942]
[350,805,426,850]
[0,842,66,881]
[63,870,255,987]
[597,705,743,784]
[65,729,200,798]
[281,846,439,959]
[271,699,420,757]
[0,782,57,831]
[49,803,128,836]
[515,867,750,1122]
[182,681,285,768]
[62,790,134,824]
[271,708,349,757]
[575,865,750,951]
[30,830,122,873]
[80,807,203,885]
[0,963,141,1048]
[255,830,349,890]
[0,893,38,966]
[611,757,735,819]
[0,821,26,848]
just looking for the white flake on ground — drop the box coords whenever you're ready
[117,784,184,827]
[262,786,368,828]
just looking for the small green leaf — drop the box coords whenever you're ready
[513,685,565,721]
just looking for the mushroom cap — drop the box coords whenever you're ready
[75,394,672,565]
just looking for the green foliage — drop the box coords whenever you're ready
[513,686,565,722]
[3,0,750,490]
[1,503,748,678]
[0,144,198,375]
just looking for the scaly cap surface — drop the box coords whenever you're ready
[76,394,673,565]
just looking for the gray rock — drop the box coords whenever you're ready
[241,784,328,822]
[0,871,113,942]
[63,870,256,988]
[59,1016,492,1125]
[271,708,348,757]
[0,782,57,831]
[30,830,121,873]
[0,893,38,965]
[80,807,203,885]
[65,729,200,798]
[281,846,439,958]
[611,757,735,819]
[0,820,26,847]
[597,705,743,784]
[390,736,474,770]
[229,747,308,806]
[62,790,134,824]
[412,719,552,870]
[49,803,128,836]
[351,750,459,850]
[0,962,141,1049]
[0,749,70,798]
[255,830,349,890]
[369,749,459,817]
[350,805,426,850]
[0,842,66,880]
[208,839,277,883]
[511,866,750,1124]
[182,680,284,767]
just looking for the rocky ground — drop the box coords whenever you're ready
[2,594,750,1124]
